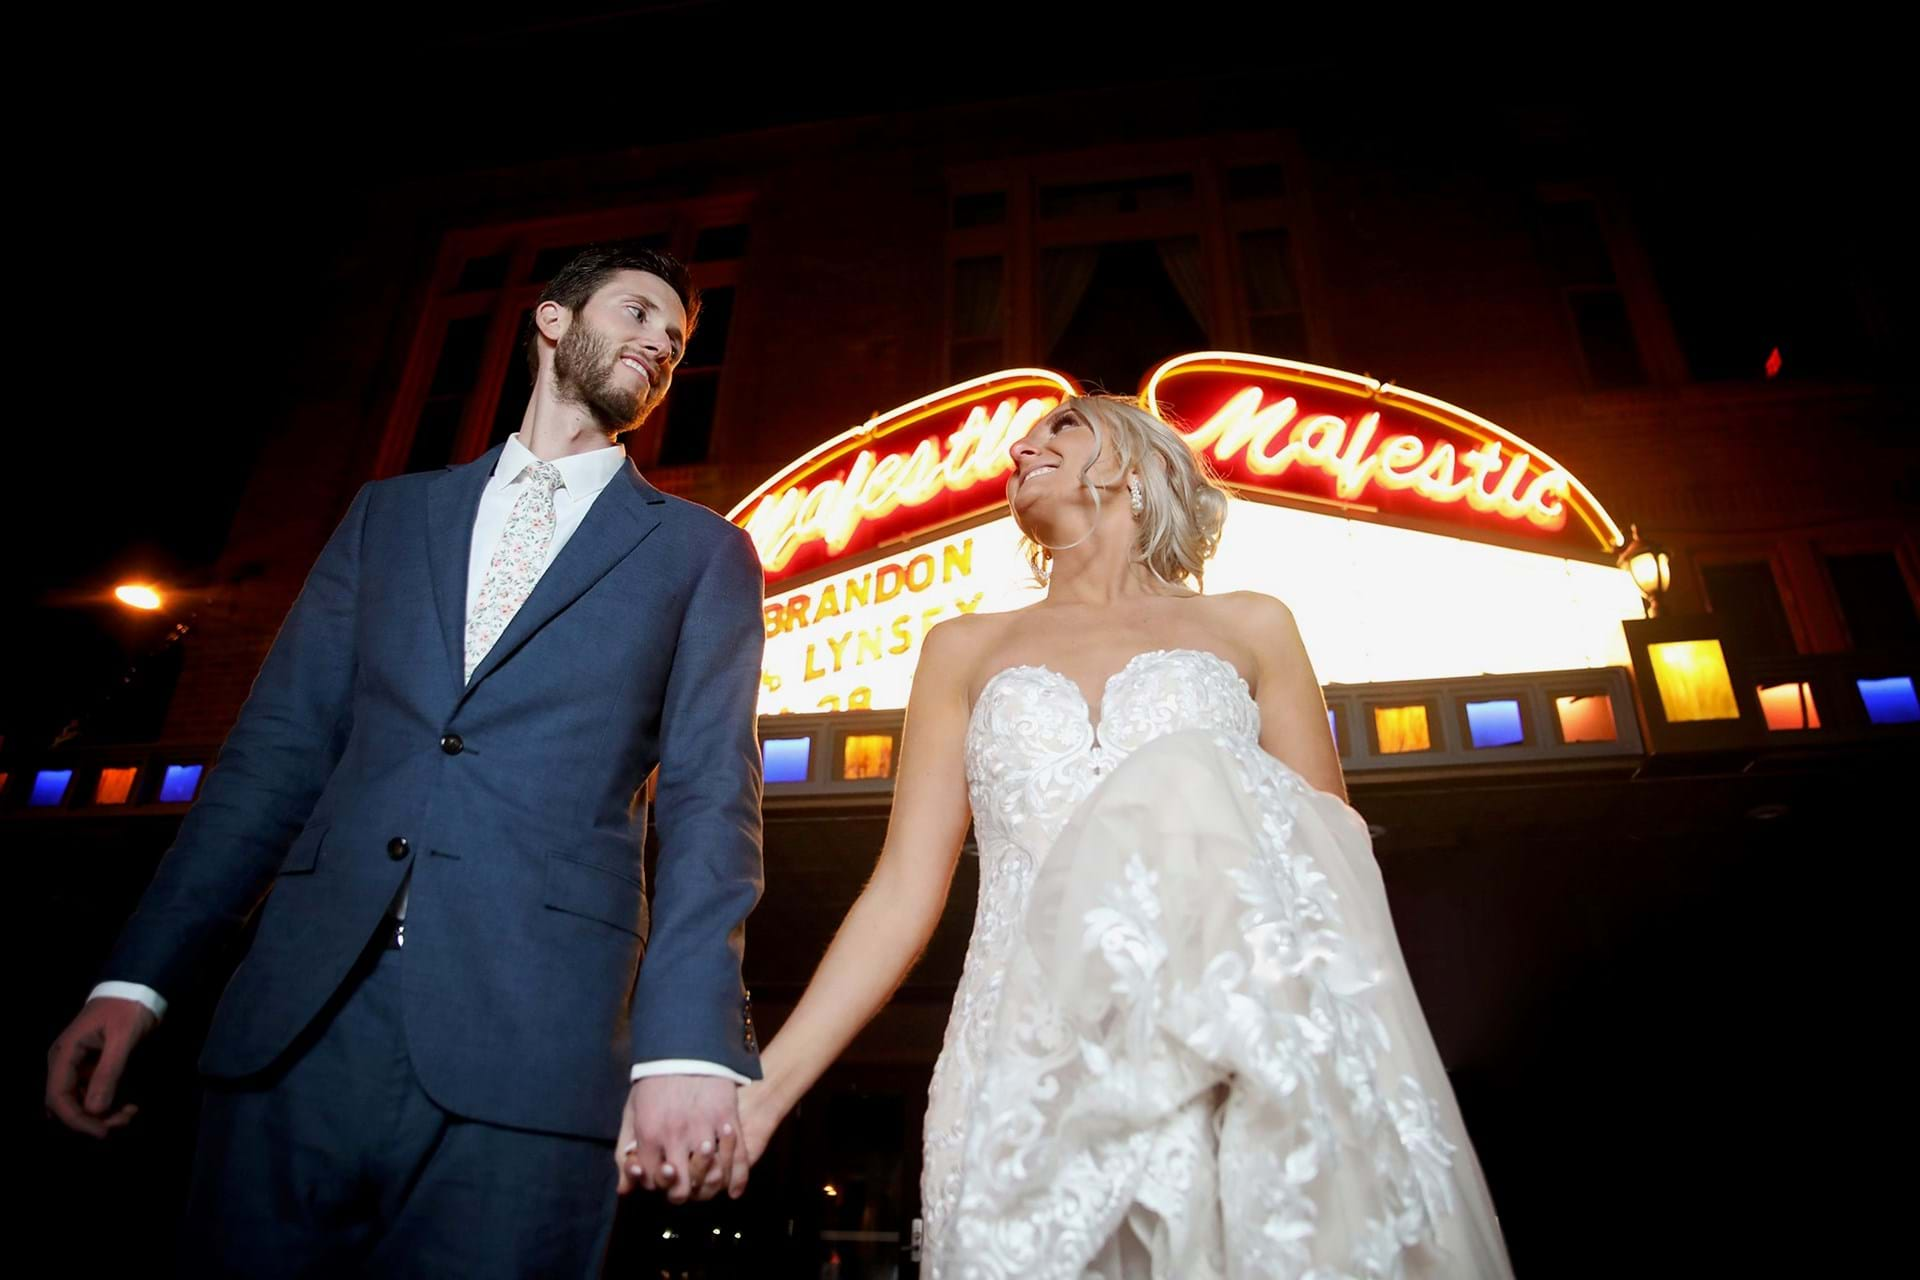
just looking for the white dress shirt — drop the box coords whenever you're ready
[92,434,746,1085]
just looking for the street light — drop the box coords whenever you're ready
[1616,525,1672,618]
[51,564,263,748]
[113,583,164,611]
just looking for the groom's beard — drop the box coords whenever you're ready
[553,318,666,436]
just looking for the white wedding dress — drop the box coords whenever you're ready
[921,649,1512,1278]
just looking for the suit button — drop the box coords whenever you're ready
[387,837,410,861]
[439,733,464,755]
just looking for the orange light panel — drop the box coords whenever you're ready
[1554,694,1618,743]
[1373,705,1432,754]
[843,734,895,780]
[94,767,139,805]
[1757,681,1820,731]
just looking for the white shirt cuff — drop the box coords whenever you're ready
[88,982,168,1021]
[629,1059,750,1085]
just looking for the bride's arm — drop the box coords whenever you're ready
[734,620,977,1169]
[1244,594,1347,802]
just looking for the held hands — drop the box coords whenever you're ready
[615,1074,788,1203]
[45,997,159,1138]
[617,1074,746,1204]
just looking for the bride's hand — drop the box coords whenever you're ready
[726,1078,785,1198]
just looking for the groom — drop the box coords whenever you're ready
[43,243,766,1274]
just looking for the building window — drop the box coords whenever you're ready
[1038,173,1194,219]
[945,141,1315,388]
[656,283,735,468]
[1825,551,1920,653]
[1700,561,1798,657]
[1537,198,1649,390]
[1042,239,1208,393]
[1238,228,1307,358]
[381,199,751,479]
[693,223,750,263]
[408,312,494,474]
[1225,163,1287,200]
[949,256,1005,382]
[951,191,1006,229]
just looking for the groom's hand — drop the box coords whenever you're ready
[45,997,157,1138]
[616,1075,743,1204]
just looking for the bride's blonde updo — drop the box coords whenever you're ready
[1008,394,1231,589]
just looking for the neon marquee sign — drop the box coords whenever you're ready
[729,354,1624,585]
[1144,353,1621,556]
[730,370,1078,586]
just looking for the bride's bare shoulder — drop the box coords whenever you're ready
[919,609,1021,688]
[1207,590,1312,678]
[1210,589,1300,632]
[922,606,1047,700]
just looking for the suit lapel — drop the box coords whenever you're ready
[425,446,504,695]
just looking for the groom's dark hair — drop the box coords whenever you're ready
[524,242,701,376]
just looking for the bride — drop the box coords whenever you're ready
[728,394,1512,1277]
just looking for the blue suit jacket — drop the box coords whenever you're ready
[103,445,767,1139]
